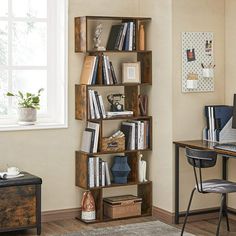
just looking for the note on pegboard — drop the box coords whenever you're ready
[182,32,214,93]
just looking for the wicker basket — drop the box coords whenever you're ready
[103,195,142,219]
[101,136,125,152]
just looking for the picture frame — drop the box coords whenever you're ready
[122,62,141,84]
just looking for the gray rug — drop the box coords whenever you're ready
[59,221,194,236]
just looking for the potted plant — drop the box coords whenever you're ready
[6,88,44,125]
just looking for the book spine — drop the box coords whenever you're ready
[110,62,118,84]
[88,157,95,188]
[98,95,106,119]
[119,23,128,51]
[129,22,134,51]
[95,157,100,187]
[114,24,124,50]
[94,91,103,118]
[124,22,130,51]
[88,90,95,120]
[91,56,99,85]
[104,161,111,185]
[103,55,110,85]
[91,90,100,119]
[133,21,136,50]
[101,161,105,186]
[140,122,144,149]
[106,56,113,85]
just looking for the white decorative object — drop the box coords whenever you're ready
[182,32,214,93]
[202,68,214,78]
[187,80,198,89]
[93,23,105,51]
[138,153,147,182]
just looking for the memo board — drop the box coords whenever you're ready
[182,32,214,93]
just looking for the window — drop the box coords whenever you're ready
[0,0,68,130]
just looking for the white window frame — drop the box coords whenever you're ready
[0,0,68,131]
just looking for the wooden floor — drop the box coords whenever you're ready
[1,216,236,235]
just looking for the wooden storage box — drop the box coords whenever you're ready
[103,195,142,219]
[101,136,125,152]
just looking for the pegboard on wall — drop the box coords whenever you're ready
[182,32,214,93]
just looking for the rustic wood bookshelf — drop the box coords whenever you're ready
[74,15,152,223]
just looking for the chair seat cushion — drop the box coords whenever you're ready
[197,179,236,193]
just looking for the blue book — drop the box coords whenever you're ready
[124,22,131,51]
[91,56,99,85]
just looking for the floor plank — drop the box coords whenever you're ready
[1,216,236,235]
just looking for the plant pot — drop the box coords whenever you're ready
[18,108,37,125]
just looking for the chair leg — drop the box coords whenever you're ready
[181,188,196,236]
[216,194,225,236]
[224,197,230,232]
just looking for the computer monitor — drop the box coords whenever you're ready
[232,94,236,128]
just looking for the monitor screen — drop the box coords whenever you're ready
[232,94,236,129]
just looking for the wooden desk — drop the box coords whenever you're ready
[173,140,236,224]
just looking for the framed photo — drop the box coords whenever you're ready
[122,62,141,84]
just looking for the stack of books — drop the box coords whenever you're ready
[120,120,150,150]
[80,55,118,85]
[88,156,111,188]
[203,105,233,142]
[81,122,100,153]
[88,89,106,120]
[106,21,136,51]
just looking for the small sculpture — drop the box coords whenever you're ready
[93,23,105,51]
[138,153,147,182]
[81,191,96,221]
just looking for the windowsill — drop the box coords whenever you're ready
[0,122,68,132]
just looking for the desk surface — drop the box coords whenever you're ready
[173,140,236,157]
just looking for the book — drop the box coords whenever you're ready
[121,122,135,150]
[80,130,92,152]
[80,56,97,84]
[87,122,100,153]
[104,161,111,185]
[106,56,113,84]
[128,22,134,51]
[110,62,118,84]
[106,24,124,50]
[106,111,133,118]
[91,56,99,85]
[85,128,95,153]
[103,55,110,85]
[95,157,100,187]
[101,161,105,187]
[118,22,128,50]
[94,91,103,118]
[88,157,95,188]
[91,90,100,119]
[88,90,95,119]
[98,95,106,119]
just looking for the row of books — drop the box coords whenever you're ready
[88,156,111,188]
[121,120,150,150]
[203,105,233,142]
[81,122,100,153]
[107,21,136,51]
[88,89,106,120]
[80,55,118,85]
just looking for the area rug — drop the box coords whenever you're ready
[59,221,194,236]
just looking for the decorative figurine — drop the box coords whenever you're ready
[138,153,147,182]
[93,23,106,51]
[81,191,96,221]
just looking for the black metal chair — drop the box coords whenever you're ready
[181,148,236,236]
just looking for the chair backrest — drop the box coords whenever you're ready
[185,147,217,193]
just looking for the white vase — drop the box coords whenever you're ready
[18,108,37,125]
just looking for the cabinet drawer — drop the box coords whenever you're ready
[0,185,36,229]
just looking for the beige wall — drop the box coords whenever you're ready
[172,0,225,211]
[225,0,236,209]
[1,0,232,215]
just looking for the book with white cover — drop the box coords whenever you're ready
[128,22,134,51]
[91,90,100,119]
[98,95,106,119]
[88,90,95,119]
[101,161,105,186]
[80,131,92,152]
[104,161,111,185]
[140,122,145,149]
[106,111,133,118]
[132,120,141,149]
[87,122,100,153]
[88,157,95,188]
[95,157,100,187]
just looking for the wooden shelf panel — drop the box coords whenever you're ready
[78,148,152,156]
[77,181,152,190]
[86,83,151,87]
[79,16,152,21]
[81,50,152,54]
[87,115,152,122]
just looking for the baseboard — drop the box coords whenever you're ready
[42,208,81,223]
[152,206,220,224]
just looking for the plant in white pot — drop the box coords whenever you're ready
[6,88,44,125]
